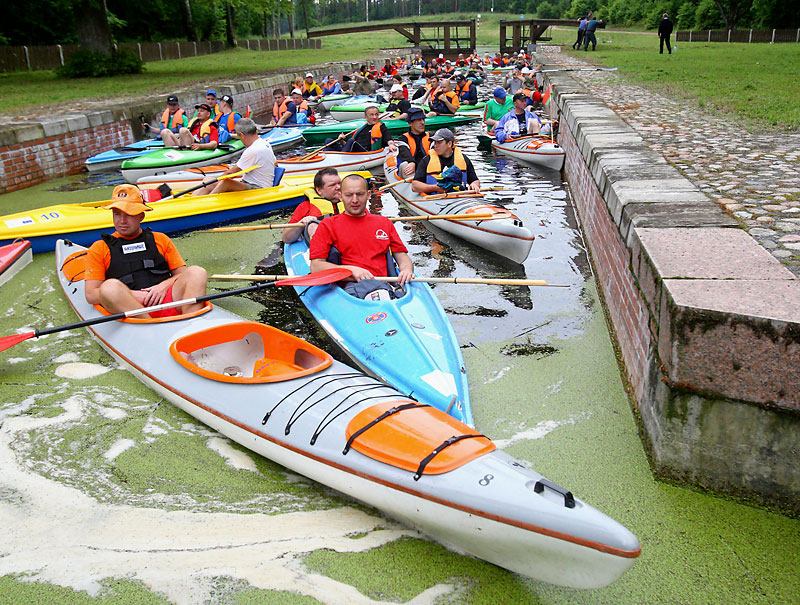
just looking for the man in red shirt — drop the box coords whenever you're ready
[309,174,413,296]
[161,103,219,151]
[281,167,344,244]
[84,185,207,318]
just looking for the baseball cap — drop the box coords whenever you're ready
[221,94,234,105]
[430,128,455,142]
[493,87,507,99]
[305,72,313,78]
[455,74,465,81]
[206,89,217,97]
[104,185,151,216]
[194,103,213,112]
[390,84,404,93]
[438,53,444,58]
[291,88,303,95]
[513,92,528,102]
[406,107,426,122]
[167,95,179,105]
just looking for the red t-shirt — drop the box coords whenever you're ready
[309,213,407,277]
[289,200,322,222]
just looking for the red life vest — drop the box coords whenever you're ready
[160,108,185,131]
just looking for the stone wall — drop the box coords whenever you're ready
[0,60,373,195]
[541,59,800,515]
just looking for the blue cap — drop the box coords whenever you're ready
[206,89,217,97]
[406,107,426,122]
[493,87,507,99]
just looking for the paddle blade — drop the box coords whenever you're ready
[275,268,352,287]
[0,331,35,353]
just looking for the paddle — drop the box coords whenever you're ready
[376,177,413,192]
[158,165,259,201]
[204,213,511,233]
[113,143,178,154]
[211,273,567,287]
[424,186,505,201]
[0,267,351,353]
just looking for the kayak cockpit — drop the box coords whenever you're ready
[170,321,332,383]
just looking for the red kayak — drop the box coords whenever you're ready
[0,240,32,287]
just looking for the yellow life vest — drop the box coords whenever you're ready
[187,117,214,142]
[426,147,468,187]
[303,188,344,216]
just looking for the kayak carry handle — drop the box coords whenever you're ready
[534,477,576,508]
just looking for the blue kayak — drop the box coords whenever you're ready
[284,238,472,426]
[84,126,306,174]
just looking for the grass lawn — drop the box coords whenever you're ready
[550,27,800,131]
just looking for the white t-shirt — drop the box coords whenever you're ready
[237,137,276,188]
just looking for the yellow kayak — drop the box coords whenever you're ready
[0,174,366,254]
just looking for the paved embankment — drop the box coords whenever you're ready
[543,47,800,275]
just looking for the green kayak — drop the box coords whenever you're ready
[330,102,485,122]
[301,115,480,145]
[121,140,245,184]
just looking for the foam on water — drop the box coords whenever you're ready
[55,362,110,379]
[104,438,136,461]
[206,437,259,472]
[493,411,593,449]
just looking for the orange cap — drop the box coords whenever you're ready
[104,184,152,215]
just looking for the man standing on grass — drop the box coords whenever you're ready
[659,13,674,55]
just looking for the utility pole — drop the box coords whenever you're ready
[366,0,369,22]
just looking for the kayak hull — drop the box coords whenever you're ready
[54,239,642,589]
[121,141,247,183]
[330,103,486,122]
[0,240,32,287]
[284,238,473,427]
[0,186,310,254]
[383,156,534,264]
[84,139,165,172]
[319,94,354,111]
[301,116,479,146]
[493,136,566,171]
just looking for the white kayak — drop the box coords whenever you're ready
[136,149,388,190]
[492,134,566,171]
[383,154,535,264]
[54,239,641,589]
[319,93,354,111]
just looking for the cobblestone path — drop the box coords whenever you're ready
[541,46,800,276]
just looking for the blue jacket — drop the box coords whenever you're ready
[495,108,543,143]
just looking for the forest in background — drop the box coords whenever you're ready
[2,0,797,48]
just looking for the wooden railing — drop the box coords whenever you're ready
[675,28,800,43]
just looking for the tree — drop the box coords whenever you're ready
[74,0,113,54]
[225,1,237,46]
[297,0,315,36]
[712,0,753,28]
[182,0,198,41]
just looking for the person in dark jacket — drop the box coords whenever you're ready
[583,17,605,51]
[572,14,589,50]
[658,13,674,54]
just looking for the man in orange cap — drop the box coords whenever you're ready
[84,185,208,318]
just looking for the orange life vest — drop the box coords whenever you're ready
[273,99,290,122]
[402,132,430,159]
[160,108,185,131]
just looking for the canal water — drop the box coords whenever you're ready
[0,75,797,603]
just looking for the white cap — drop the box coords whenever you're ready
[291,88,302,95]
[390,84,404,93]
[305,72,313,78]
[521,67,532,73]
[364,103,379,111]
[438,53,444,58]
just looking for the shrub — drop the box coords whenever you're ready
[57,48,144,79]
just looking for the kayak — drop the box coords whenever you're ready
[121,140,246,183]
[330,102,486,122]
[383,155,534,264]
[490,66,515,74]
[54,238,642,589]
[0,239,32,287]
[301,115,480,146]
[84,138,164,173]
[0,179,317,254]
[492,134,566,171]
[284,237,473,427]
[137,150,388,190]
[318,93,354,111]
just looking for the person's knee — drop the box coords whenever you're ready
[98,278,128,298]
[183,265,208,286]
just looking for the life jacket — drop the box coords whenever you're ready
[212,104,223,122]
[442,65,454,75]
[501,58,510,66]
[412,57,425,67]
[426,147,468,187]
[302,82,321,97]
[187,117,214,143]
[352,122,385,151]
[303,188,344,217]
[430,90,460,114]
[402,132,430,161]
[273,98,291,122]
[295,99,315,123]
[456,80,473,102]
[102,229,171,291]
[455,59,467,67]
[321,80,339,95]
[160,108,185,131]
[219,112,240,133]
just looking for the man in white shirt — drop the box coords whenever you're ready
[193,118,276,195]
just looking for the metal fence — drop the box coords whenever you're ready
[0,38,322,73]
[676,28,800,43]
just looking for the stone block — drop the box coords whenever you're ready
[65,115,91,132]
[658,279,800,408]
[606,179,708,225]
[621,201,736,246]
[0,128,18,147]
[87,111,114,128]
[13,123,46,144]
[40,120,70,137]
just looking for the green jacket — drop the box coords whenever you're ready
[483,97,514,123]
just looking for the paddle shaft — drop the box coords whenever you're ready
[424,186,505,201]
[296,124,361,161]
[159,164,259,201]
[206,213,510,232]
[376,176,413,192]
[211,274,567,287]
